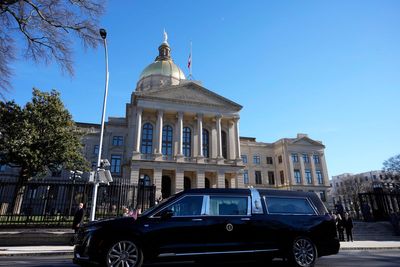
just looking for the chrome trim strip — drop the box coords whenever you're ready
[158,249,279,257]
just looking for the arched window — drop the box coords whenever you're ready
[221,130,227,159]
[202,129,209,158]
[162,125,173,156]
[184,177,191,190]
[183,127,191,157]
[205,178,210,189]
[141,123,153,154]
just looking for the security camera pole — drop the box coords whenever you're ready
[90,28,109,222]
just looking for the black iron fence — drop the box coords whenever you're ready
[0,179,155,228]
[359,191,400,221]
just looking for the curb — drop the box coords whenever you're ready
[340,246,400,251]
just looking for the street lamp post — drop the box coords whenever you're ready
[90,28,109,222]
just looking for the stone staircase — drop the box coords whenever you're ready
[352,221,400,241]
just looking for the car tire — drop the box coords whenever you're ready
[288,236,317,267]
[105,240,143,267]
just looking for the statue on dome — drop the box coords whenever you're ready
[163,29,168,44]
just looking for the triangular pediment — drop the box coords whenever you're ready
[291,137,325,147]
[135,82,242,111]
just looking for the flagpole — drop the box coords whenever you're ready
[190,41,192,79]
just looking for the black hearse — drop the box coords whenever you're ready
[73,188,339,267]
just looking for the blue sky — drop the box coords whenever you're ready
[5,0,400,177]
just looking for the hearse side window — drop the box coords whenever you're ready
[264,197,316,215]
[209,196,248,216]
[156,196,203,217]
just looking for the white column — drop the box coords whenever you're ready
[300,153,306,185]
[228,120,235,160]
[216,115,222,158]
[154,168,162,200]
[217,171,225,188]
[155,110,164,155]
[134,108,143,153]
[196,171,205,188]
[130,167,140,185]
[310,153,317,186]
[320,152,330,186]
[289,156,295,186]
[197,114,203,157]
[234,117,241,160]
[176,169,184,192]
[177,112,183,156]
[236,171,245,188]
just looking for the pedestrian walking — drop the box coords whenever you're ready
[72,202,85,232]
[343,212,354,241]
[70,202,85,245]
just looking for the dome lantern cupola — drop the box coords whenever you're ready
[136,31,185,91]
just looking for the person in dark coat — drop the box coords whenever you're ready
[343,212,354,241]
[72,202,85,233]
[336,213,345,241]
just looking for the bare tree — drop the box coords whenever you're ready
[383,154,400,180]
[0,0,105,97]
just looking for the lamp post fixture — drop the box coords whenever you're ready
[90,28,109,222]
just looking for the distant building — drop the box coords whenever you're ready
[329,170,399,215]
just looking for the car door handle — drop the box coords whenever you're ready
[192,218,203,221]
[241,218,251,221]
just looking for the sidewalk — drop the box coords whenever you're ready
[1,241,400,257]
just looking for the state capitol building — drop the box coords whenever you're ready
[78,35,330,203]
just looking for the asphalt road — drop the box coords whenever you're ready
[1,250,400,267]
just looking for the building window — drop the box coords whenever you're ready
[93,145,99,155]
[313,154,320,164]
[291,153,299,163]
[183,127,191,157]
[302,153,310,163]
[244,170,249,184]
[111,155,122,174]
[141,123,153,154]
[221,131,227,159]
[316,170,323,184]
[266,157,273,164]
[278,155,283,164]
[255,171,262,184]
[305,169,312,184]
[241,155,248,163]
[280,170,285,184]
[112,136,123,146]
[202,129,209,158]
[253,155,261,164]
[294,169,301,184]
[268,171,275,185]
[162,125,173,156]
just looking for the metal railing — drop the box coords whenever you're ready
[0,179,155,228]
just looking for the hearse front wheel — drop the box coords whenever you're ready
[289,237,317,267]
[106,240,143,267]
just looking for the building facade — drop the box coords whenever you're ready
[76,36,330,202]
[0,35,331,204]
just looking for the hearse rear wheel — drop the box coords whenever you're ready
[289,237,317,267]
[106,240,143,267]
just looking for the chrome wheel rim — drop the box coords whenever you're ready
[107,240,139,267]
[293,238,315,267]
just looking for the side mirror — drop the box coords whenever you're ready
[161,209,174,220]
